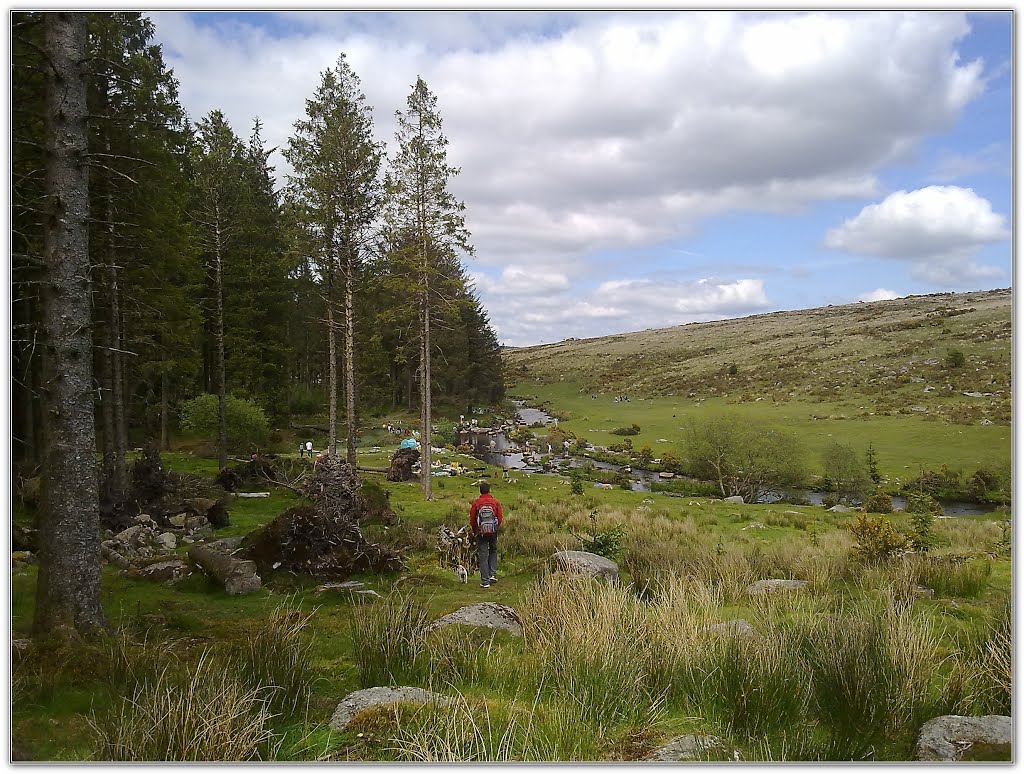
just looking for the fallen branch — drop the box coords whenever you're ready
[187,544,261,595]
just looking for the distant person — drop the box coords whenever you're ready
[298,442,305,458]
[469,481,503,588]
[305,441,313,458]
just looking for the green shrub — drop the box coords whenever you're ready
[179,393,270,452]
[943,348,966,369]
[569,468,586,496]
[609,423,641,436]
[849,514,909,564]
[863,490,893,514]
[570,511,625,560]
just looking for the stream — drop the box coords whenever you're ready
[455,402,995,516]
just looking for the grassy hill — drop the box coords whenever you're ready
[503,288,1010,482]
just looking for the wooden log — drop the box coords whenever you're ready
[187,544,261,595]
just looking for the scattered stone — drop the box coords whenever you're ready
[12,551,36,565]
[911,405,928,412]
[924,385,935,392]
[981,419,994,425]
[234,492,271,498]
[134,559,190,583]
[723,495,745,504]
[647,734,739,762]
[115,525,146,544]
[828,504,852,512]
[425,602,523,637]
[915,715,1011,761]
[702,619,756,638]
[329,686,454,731]
[133,514,157,527]
[352,590,383,599]
[746,579,807,596]
[12,524,37,552]
[912,585,935,599]
[204,536,244,553]
[962,392,985,398]
[548,550,620,583]
[155,532,177,551]
[742,522,766,530]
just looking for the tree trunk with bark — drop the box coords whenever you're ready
[327,265,338,457]
[214,211,227,469]
[344,250,357,465]
[33,11,107,638]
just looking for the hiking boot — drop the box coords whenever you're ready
[489,576,497,584]
[479,581,491,588]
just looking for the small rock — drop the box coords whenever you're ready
[827,504,852,512]
[115,525,146,544]
[169,513,188,528]
[911,405,928,412]
[723,495,745,504]
[12,551,36,565]
[315,581,366,593]
[746,579,807,596]
[155,532,177,551]
[702,619,756,638]
[962,392,985,398]
[915,715,1011,761]
[648,734,738,761]
[742,521,766,530]
[329,687,454,731]
[352,590,383,599]
[912,585,935,598]
[133,514,157,527]
[135,560,190,583]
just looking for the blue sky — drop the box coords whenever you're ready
[150,9,1012,346]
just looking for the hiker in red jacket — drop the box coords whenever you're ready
[470,481,503,588]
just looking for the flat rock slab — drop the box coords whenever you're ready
[648,735,738,761]
[915,715,1011,761]
[315,581,365,593]
[723,495,745,504]
[203,536,244,553]
[424,602,523,637]
[549,550,620,583]
[703,619,756,638]
[828,504,852,512]
[746,579,807,596]
[330,686,454,731]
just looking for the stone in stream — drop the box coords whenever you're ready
[329,686,455,731]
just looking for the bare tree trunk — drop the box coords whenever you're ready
[160,365,169,451]
[327,266,338,456]
[214,211,227,469]
[107,184,127,495]
[33,11,107,638]
[420,272,432,500]
[343,251,357,465]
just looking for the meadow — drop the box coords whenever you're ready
[11,289,1011,761]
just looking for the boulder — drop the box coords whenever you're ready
[329,686,454,731]
[155,532,177,551]
[915,715,1011,761]
[647,735,738,761]
[135,559,190,583]
[133,514,157,528]
[723,495,745,504]
[115,525,146,546]
[746,579,807,596]
[424,602,523,637]
[548,550,620,583]
[827,504,852,513]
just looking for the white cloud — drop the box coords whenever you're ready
[823,185,1009,285]
[152,10,987,276]
[480,274,769,346]
[857,288,901,302]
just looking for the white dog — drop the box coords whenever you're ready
[455,564,468,583]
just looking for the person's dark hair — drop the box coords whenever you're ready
[479,481,490,494]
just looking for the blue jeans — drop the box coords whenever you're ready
[477,533,498,580]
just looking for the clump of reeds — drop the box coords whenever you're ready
[350,590,430,688]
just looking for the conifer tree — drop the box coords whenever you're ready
[285,54,383,462]
[386,77,473,499]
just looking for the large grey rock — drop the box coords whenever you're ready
[827,504,852,513]
[746,579,807,596]
[723,495,745,504]
[115,525,146,545]
[329,686,454,731]
[647,735,738,761]
[915,715,1011,761]
[549,550,619,583]
[424,602,523,637]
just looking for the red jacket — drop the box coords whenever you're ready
[470,493,503,533]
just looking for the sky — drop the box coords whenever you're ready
[148,8,1013,347]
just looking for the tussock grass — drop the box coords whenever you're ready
[905,555,992,598]
[350,590,430,688]
[91,651,276,761]
[233,599,317,717]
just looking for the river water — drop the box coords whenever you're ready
[456,402,995,516]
